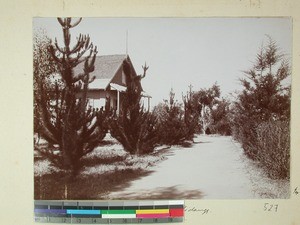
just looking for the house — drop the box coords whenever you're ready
[74,54,151,114]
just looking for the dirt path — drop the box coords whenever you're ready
[104,135,289,199]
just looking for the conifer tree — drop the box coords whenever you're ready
[209,98,231,135]
[195,83,220,134]
[231,37,290,159]
[36,18,108,174]
[109,59,158,155]
[155,89,190,146]
[182,86,201,140]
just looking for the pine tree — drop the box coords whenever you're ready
[109,59,158,155]
[231,37,291,159]
[155,89,190,146]
[182,85,201,140]
[36,18,108,175]
[195,83,220,134]
[209,98,231,135]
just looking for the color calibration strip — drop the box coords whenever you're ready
[34,200,184,224]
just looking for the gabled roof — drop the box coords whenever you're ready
[74,54,128,89]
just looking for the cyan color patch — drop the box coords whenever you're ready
[66,209,101,215]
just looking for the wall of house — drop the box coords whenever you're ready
[110,67,126,86]
[75,62,132,111]
[76,88,126,111]
[76,90,108,109]
[86,90,106,109]
[85,90,120,110]
[107,90,117,110]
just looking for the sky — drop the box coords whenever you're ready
[33,17,292,107]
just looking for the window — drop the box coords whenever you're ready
[122,71,126,84]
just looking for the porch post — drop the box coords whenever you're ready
[148,97,150,111]
[117,90,120,116]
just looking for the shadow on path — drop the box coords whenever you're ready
[106,185,203,200]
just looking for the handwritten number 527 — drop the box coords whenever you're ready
[264,203,278,212]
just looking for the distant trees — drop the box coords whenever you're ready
[35,18,108,175]
[109,60,158,155]
[209,98,231,136]
[185,83,231,136]
[231,37,291,179]
[195,83,221,134]
[182,86,202,139]
[154,83,232,146]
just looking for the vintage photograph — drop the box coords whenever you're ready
[33,17,291,200]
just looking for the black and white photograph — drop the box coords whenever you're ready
[33,17,292,200]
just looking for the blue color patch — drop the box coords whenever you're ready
[66,209,101,215]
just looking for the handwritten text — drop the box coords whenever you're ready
[184,206,210,215]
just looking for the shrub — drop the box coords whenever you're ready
[231,37,291,179]
[109,59,159,155]
[182,88,202,138]
[235,119,260,160]
[109,110,158,155]
[255,120,290,179]
[209,98,231,136]
[194,83,220,134]
[154,89,192,146]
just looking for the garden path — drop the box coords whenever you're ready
[104,135,285,199]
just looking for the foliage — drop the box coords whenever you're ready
[109,59,158,155]
[33,29,59,144]
[255,120,290,179]
[231,37,291,179]
[182,86,202,138]
[155,89,193,146]
[194,83,220,134]
[209,98,231,135]
[155,84,225,145]
[35,18,108,175]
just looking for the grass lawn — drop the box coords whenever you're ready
[34,135,168,200]
[34,168,153,200]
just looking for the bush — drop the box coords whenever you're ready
[109,110,158,155]
[235,119,260,160]
[255,120,290,179]
[154,89,192,146]
[108,59,159,155]
[183,90,201,139]
[209,98,231,136]
[155,104,188,146]
[231,37,291,180]
[232,119,290,179]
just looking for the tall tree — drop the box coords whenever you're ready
[209,98,231,135]
[33,29,59,145]
[182,85,201,139]
[109,59,158,155]
[36,18,108,175]
[195,83,220,134]
[231,37,291,158]
[155,89,188,146]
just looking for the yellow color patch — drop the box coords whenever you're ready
[136,209,169,214]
